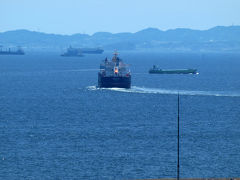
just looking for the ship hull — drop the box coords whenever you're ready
[149,69,197,74]
[98,73,131,88]
[61,54,84,57]
[81,49,104,54]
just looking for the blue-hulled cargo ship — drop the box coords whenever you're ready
[98,52,131,88]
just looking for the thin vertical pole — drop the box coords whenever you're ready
[177,93,180,180]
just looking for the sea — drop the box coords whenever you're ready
[0,51,240,179]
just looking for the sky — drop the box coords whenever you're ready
[0,0,240,35]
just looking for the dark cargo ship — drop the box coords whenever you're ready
[0,46,24,55]
[98,52,131,88]
[149,65,197,74]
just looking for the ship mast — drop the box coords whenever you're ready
[112,50,119,63]
[113,50,118,57]
[177,93,180,180]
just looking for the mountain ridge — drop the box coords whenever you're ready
[1,26,240,52]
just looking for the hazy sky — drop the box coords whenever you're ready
[1,0,240,35]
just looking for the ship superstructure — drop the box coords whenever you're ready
[61,46,84,57]
[98,52,131,88]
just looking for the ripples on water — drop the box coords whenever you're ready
[0,52,240,179]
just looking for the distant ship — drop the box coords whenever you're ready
[0,46,25,55]
[149,65,197,74]
[80,48,104,54]
[61,46,104,57]
[61,46,84,57]
[98,52,131,88]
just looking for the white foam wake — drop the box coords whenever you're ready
[86,86,240,97]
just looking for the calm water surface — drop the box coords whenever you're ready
[0,51,240,179]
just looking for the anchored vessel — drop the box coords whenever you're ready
[80,48,104,54]
[0,46,24,55]
[98,52,131,88]
[61,46,104,56]
[61,46,84,57]
[149,65,197,74]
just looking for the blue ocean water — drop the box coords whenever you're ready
[0,51,240,179]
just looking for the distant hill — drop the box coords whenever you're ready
[0,26,240,52]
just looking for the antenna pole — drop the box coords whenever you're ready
[177,93,180,180]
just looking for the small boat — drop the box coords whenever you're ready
[149,65,197,74]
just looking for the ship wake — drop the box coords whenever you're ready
[86,86,240,97]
